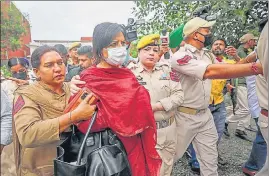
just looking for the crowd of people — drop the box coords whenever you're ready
[0,15,268,176]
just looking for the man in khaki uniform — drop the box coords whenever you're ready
[171,17,219,176]
[129,34,184,176]
[255,21,268,176]
[68,42,81,66]
[171,17,263,176]
[225,33,259,141]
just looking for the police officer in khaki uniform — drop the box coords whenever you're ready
[171,17,220,176]
[13,45,97,176]
[225,33,259,141]
[68,42,81,66]
[129,34,184,176]
[171,17,264,176]
[255,21,268,176]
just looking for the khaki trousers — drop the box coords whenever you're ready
[174,109,218,176]
[156,122,177,176]
[1,142,17,176]
[256,114,268,176]
[226,86,251,131]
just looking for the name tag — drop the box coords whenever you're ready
[139,82,147,85]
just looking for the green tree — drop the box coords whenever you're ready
[1,65,12,77]
[1,2,27,55]
[132,0,268,47]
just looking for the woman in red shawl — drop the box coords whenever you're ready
[69,22,161,176]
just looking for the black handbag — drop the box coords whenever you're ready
[54,110,132,176]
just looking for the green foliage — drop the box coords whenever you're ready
[1,2,27,53]
[132,0,268,47]
[1,65,12,77]
[129,41,139,58]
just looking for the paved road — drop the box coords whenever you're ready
[172,106,257,176]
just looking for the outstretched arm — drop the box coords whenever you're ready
[203,62,262,79]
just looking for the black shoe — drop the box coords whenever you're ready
[218,155,228,165]
[235,129,252,142]
[224,123,230,137]
[245,125,258,132]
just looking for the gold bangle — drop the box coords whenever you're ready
[68,111,73,124]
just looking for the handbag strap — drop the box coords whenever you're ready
[76,109,98,165]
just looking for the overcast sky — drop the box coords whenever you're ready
[13,1,136,41]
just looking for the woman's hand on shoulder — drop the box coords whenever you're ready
[70,75,85,96]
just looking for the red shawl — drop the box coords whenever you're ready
[70,67,161,176]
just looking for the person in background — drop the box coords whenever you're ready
[242,73,267,176]
[1,88,13,154]
[65,45,95,81]
[254,21,268,176]
[242,22,268,176]
[69,22,162,176]
[2,58,30,100]
[13,45,96,176]
[1,57,32,176]
[225,33,259,141]
[159,24,185,64]
[68,42,81,66]
[130,34,184,176]
[0,87,14,176]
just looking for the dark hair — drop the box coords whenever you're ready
[77,45,93,58]
[8,57,29,69]
[92,22,125,64]
[54,44,68,56]
[212,38,227,47]
[31,45,60,68]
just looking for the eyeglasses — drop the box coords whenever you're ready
[107,40,127,48]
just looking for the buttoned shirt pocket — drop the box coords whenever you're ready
[161,82,171,93]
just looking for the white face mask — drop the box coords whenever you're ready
[105,47,127,66]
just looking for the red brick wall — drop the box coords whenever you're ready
[1,1,31,60]
[81,37,93,42]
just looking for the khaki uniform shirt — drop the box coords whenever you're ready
[129,62,184,122]
[237,45,254,86]
[256,22,268,111]
[13,82,70,176]
[171,44,218,110]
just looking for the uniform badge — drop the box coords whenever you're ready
[177,55,192,65]
[13,95,25,115]
[159,73,170,80]
[169,69,180,82]
[139,82,147,85]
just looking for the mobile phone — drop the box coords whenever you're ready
[64,87,98,113]
[160,36,169,44]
